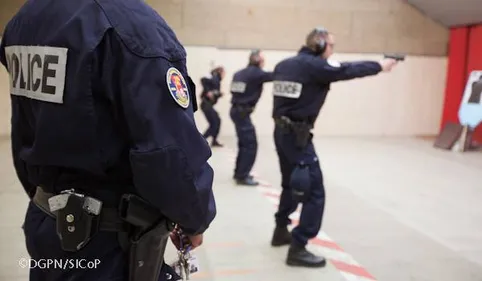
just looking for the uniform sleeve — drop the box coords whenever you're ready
[200,78,211,90]
[261,71,274,83]
[99,32,216,235]
[0,36,36,198]
[312,59,382,84]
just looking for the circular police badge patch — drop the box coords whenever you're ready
[166,67,190,109]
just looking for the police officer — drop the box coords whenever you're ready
[230,50,273,186]
[200,66,225,147]
[270,27,397,267]
[0,1,216,280]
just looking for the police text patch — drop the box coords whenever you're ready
[230,81,246,93]
[5,45,68,104]
[273,81,302,99]
[167,67,190,109]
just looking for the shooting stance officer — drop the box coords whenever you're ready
[200,66,225,147]
[230,50,274,186]
[270,27,397,267]
[0,0,216,280]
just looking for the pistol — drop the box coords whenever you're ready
[384,54,405,62]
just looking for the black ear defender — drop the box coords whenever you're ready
[306,26,329,55]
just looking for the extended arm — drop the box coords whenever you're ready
[261,71,274,83]
[312,58,382,84]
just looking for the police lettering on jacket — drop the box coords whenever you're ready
[230,65,273,107]
[5,46,67,104]
[272,47,382,124]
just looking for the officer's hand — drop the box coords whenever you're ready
[187,234,203,250]
[379,58,398,72]
[207,92,214,99]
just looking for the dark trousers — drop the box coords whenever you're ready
[230,106,257,179]
[24,202,179,281]
[273,126,326,246]
[201,101,221,142]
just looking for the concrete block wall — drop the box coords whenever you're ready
[0,0,20,35]
[149,0,449,56]
[0,0,450,56]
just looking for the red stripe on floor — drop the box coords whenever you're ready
[224,147,377,281]
[310,237,344,251]
[263,191,280,199]
[330,260,376,280]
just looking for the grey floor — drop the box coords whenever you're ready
[0,136,481,281]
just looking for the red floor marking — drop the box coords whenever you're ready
[224,147,377,281]
[259,182,272,187]
[311,237,345,251]
[262,191,280,199]
[330,260,376,280]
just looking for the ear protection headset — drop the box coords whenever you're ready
[309,26,329,55]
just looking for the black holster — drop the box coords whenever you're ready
[293,125,312,149]
[32,187,112,253]
[275,116,313,149]
[119,195,174,281]
[55,194,100,252]
[235,105,254,118]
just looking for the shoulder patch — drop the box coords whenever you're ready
[327,59,341,68]
[167,67,190,109]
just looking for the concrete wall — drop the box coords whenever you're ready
[150,0,449,56]
[0,0,21,35]
[0,0,449,137]
[0,1,449,56]
[0,63,9,136]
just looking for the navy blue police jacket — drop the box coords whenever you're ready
[200,74,222,106]
[272,47,382,125]
[230,65,274,108]
[0,0,216,236]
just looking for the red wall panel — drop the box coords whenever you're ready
[441,25,482,143]
[440,27,469,129]
[465,25,482,142]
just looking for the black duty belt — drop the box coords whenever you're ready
[233,104,254,113]
[274,116,313,130]
[32,186,128,232]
